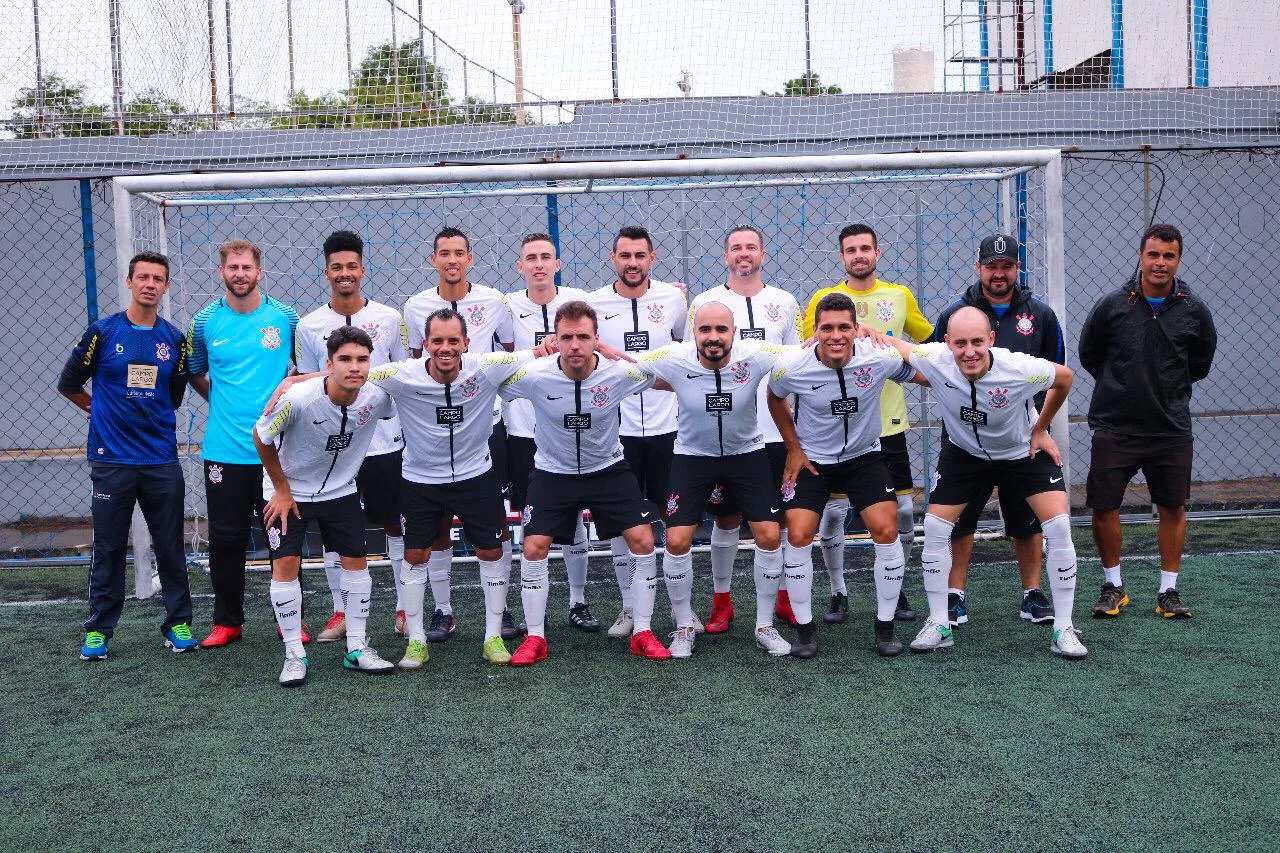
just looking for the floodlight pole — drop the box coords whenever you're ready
[207,0,218,126]
[803,0,812,94]
[609,0,619,100]
[32,0,45,137]
[510,0,526,125]
[108,0,125,135]
[286,0,296,124]
[225,0,235,114]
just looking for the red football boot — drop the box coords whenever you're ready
[705,592,734,634]
[629,629,673,660]
[510,635,549,667]
[277,623,312,644]
[775,588,799,625]
[200,624,243,648]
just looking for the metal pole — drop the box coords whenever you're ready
[207,0,218,127]
[1043,152,1071,488]
[108,0,125,134]
[417,0,426,108]
[80,180,99,323]
[344,0,353,126]
[286,0,296,124]
[609,0,619,100]
[511,2,526,124]
[224,0,235,113]
[803,0,812,93]
[32,0,45,137]
[390,0,401,127]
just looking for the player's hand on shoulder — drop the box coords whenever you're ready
[597,341,635,363]
[532,337,559,358]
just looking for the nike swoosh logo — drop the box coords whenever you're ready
[686,372,700,379]
[769,507,779,513]
[1049,477,1062,483]
[519,313,534,319]
[885,486,894,492]
[810,383,828,390]
[358,598,371,605]
[945,382,960,389]
[312,419,326,425]
[273,600,291,608]
[211,338,231,347]
[546,395,563,400]
[605,314,620,320]
[640,512,650,518]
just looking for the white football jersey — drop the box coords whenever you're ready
[254,376,393,502]
[499,354,655,475]
[636,340,793,458]
[907,342,1055,461]
[368,352,530,484]
[502,285,589,438]
[294,298,408,457]
[687,284,802,444]
[769,342,915,465]
[585,280,686,437]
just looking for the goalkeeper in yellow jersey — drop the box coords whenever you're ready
[803,224,933,624]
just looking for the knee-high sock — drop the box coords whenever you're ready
[341,569,373,652]
[897,495,916,562]
[323,551,344,613]
[631,550,658,633]
[662,549,695,628]
[520,556,549,638]
[921,514,954,625]
[783,542,814,624]
[753,546,784,629]
[610,536,634,609]
[386,535,405,611]
[271,579,305,659]
[710,524,739,594]
[565,516,589,606]
[873,540,906,622]
[819,497,850,595]
[1042,514,1078,631]
[400,561,429,642]
[478,557,510,641]
[427,548,452,615]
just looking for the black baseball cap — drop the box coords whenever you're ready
[978,233,1020,264]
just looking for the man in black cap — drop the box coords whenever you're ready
[932,233,1066,627]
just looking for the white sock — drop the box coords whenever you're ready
[662,549,695,628]
[323,551,344,613]
[341,569,373,651]
[427,548,452,615]
[1103,565,1123,587]
[400,561,429,642]
[710,524,739,594]
[920,514,954,626]
[270,579,305,659]
[753,546,784,629]
[478,557,509,641]
[565,517,589,606]
[610,536,634,609]
[782,542,814,625]
[819,497,849,595]
[1042,514,1078,631]
[948,586,965,598]
[873,540,906,622]
[1160,569,1178,593]
[631,551,658,633]
[386,535,405,611]
[897,494,916,561]
[520,556,549,638]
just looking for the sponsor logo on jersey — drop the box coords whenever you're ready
[155,342,172,361]
[729,361,750,384]
[1015,313,1034,336]
[851,366,874,389]
[589,384,610,408]
[355,404,375,427]
[261,326,282,350]
[267,526,282,550]
[326,433,353,451]
[370,366,398,380]
[876,299,895,323]
[708,484,724,505]
[466,305,486,327]
[764,302,781,322]
[458,376,480,399]
[665,493,680,516]
[82,333,98,365]
[208,464,223,484]
[646,303,665,323]
[987,388,1010,409]
[92,490,111,500]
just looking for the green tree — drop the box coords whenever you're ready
[348,38,453,127]
[764,71,843,96]
[272,90,348,130]
[123,89,195,136]
[10,75,112,138]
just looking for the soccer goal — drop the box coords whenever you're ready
[112,149,1067,555]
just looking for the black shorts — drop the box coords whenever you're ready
[356,450,402,526]
[489,419,510,496]
[266,492,367,560]
[401,469,507,551]
[524,462,652,543]
[506,434,537,511]
[951,476,1043,539]
[712,442,787,517]
[621,432,676,511]
[666,450,781,527]
[783,451,899,516]
[1086,430,1193,511]
[880,431,915,493]
[929,441,1066,516]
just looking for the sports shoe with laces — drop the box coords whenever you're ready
[500,609,526,641]
[568,602,601,632]
[200,625,242,648]
[393,610,407,636]
[689,611,706,634]
[791,621,818,659]
[823,592,848,624]
[510,635,548,667]
[425,609,456,642]
[80,631,109,661]
[481,636,512,665]
[895,590,917,621]
[164,623,198,653]
[279,655,308,687]
[398,639,428,670]
[755,626,792,657]
[630,629,672,660]
[1051,625,1088,659]
[317,612,346,643]
[1156,587,1192,619]
[874,618,904,657]
[343,646,396,674]
[608,608,635,638]
[1021,589,1055,624]
[948,592,969,626]
[909,618,955,652]
[775,589,799,625]
[668,626,696,659]
[1091,582,1129,619]
[705,592,734,634]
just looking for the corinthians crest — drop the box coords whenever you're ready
[764,302,781,322]
[987,388,1010,409]
[356,404,375,426]
[646,303,664,323]
[155,342,172,361]
[1015,313,1035,335]
[730,361,750,384]
[589,384,610,408]
[851,366,874,389]
[466,305,486,327]
[260,326,282,350]
[458,376,480,399]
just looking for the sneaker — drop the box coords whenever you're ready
[500,609,527,641]
[1156,587,1192,619]
[279,655,308,687]
[200,625,242,648]
[163,623,199,653]
[1051,625,1089,659]
[607,608,635,638]
[343,646,396,674]
[79,631,109,661]
[775,588,799,626]
[874,618,904,657]
[510,635,548,667]
[690,611,706,634]
[755,626,792,657]
[823,592,848,624]
[568,602,601,632]
[630,629,673,660]
[668,626,696,659]
[482,636,512,665]
[1021,589,1054,624]
[947,592,969,626]
[276,623,312,644]
[425,609,456,642]
[1091,582,1129,619]
[705,592,734,634]
[398,639,429,670]
[895,590,916,621]
[791,621,818,659]
[394,610,407,636]
[909,618,955,652]
[317,612,346,643]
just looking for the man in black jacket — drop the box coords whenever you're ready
[1079,223,1216,620]
[933,234,1066,627]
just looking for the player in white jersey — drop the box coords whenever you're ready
[767,293,919,658]
[635,302,796,658]
[294,231,411,644]
[586,225,687,638]
[499,300,671,665]
[254,327,397,686]
[685,226,803,634]
[402,227,518,644]
[367,308,533,668]
[869,307,1087,659]
[504,233,600,632]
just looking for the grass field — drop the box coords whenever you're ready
[2,518,1277,851]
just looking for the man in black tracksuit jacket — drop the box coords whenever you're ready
[1078,223,1216,622]
[932,233,1066,627]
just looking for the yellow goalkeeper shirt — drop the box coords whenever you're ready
[803,279,934,437]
